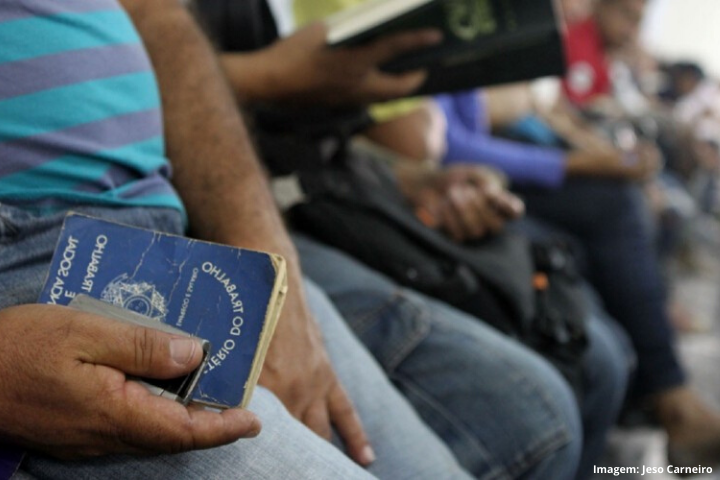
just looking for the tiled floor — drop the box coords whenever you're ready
[594,244,720,479]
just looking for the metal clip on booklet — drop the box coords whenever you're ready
[38,213,288,409]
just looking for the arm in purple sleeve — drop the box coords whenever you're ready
[436,93,568,189]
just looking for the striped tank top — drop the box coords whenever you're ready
[0,0,185,217]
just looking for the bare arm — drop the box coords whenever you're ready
[121,0,292,255]
[118,0,373,465]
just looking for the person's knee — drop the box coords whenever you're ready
[422,300,583,478]
[508,357,583,480]
[530,362,584,480]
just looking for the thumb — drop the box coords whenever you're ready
[75,311,205,379]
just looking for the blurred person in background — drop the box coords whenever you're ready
[292,0,720,470]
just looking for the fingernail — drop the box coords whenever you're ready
[249,419,262,438]
[170,338,198,365]
[360,445,376,465]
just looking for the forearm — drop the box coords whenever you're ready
[438,96,566,188]
[119,3,374,452]
[443,130,566,188]
[219,52,288,104]
[120,0,298,265]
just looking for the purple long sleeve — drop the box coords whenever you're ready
[437,91,567,188]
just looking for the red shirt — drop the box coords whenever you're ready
[562,19,611,106]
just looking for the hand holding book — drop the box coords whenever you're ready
[221,21,442,106]
[324,0,566,95]
[38,214,288,409]
[0,303,260,460]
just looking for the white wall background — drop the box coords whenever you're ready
[642,0,720,77]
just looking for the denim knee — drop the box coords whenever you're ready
[396,293,584,480]
[294,233,584,479]
[23,388,376,480]
[576,314,634,479]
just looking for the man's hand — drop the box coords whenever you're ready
[0,304,260,459]
[398,165,525,242]
[566,142,662,181]
[258,275,374,466]
[221,22,442,106]
[120,0,373,465]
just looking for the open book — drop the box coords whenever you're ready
[326,0,565,95]
[38,213,287,409]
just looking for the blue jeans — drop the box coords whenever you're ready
[517,178,685,396]
[578,291,635,479]
[294,234,587,480]
[0,204,470,480]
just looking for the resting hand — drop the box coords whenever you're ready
[258,275,374,466]
[400,165,525,242]
[0,304,260,459]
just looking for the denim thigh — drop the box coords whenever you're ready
[1,206,376,480]
[294,233,581,480]
[305,280,472,480]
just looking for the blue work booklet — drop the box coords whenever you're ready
[38,213,287,409]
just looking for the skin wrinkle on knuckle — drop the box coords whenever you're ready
[95,369,126,403]
[133,326,156,372]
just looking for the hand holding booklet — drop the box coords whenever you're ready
[325,0,566,95]
[38,214,287,409]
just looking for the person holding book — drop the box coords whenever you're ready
[349,83,720,472]
[435,0,720,467]
[336,47,720,480]
[0,0,498,478]
[284,0,720,474]
[197,1,644,479]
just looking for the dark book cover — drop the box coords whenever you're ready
[329,0,565,95]
[37,214,287,409]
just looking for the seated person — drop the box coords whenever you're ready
[349,49,720,480]
[0,0,491,478]
[437,90,659,191]
[289,0,720,471]
[199,0,638,478]
[519,0,650,153]
[562,0,644,109]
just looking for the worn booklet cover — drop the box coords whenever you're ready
[327,0,565,95]
[38,214,287,409]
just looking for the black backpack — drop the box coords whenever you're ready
[288,154,589,396]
